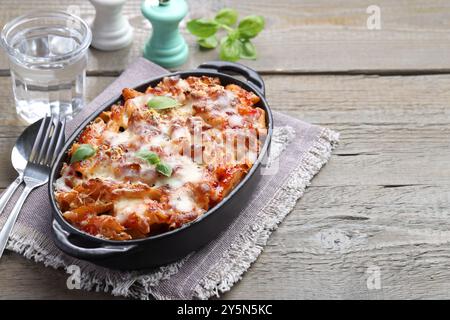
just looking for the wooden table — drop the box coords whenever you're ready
[1,0,450,299]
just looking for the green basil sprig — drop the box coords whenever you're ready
[147,96,180,110]
[187,8,265,62]
[136,150,173,177]
[70,144,96,164]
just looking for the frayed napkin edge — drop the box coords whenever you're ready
[192,127,340,300]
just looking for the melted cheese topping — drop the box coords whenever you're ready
[156,155,204,188]
[103,130,136,147]
[169,188,195,213]
[114,198,147,224]
[55,76,266,240]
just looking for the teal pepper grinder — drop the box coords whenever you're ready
[141,0,189,68]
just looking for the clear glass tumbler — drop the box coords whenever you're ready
[0,11,92,123]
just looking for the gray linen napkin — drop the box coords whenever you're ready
[0,58,339,299]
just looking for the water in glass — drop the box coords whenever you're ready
[1,12,92,123]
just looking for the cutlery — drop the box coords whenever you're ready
[0,115,65,258]
[0,120,44,216]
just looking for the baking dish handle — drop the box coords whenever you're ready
[197,61,265,96]
[52,220,137,260]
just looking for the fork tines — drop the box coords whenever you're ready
[29,115,66,167]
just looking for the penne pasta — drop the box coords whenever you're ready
[55,76,267,240]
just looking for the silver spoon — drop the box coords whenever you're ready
[0,120,43,215]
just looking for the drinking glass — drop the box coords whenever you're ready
[0,11,92,123]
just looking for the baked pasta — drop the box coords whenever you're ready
[54,76,267,240]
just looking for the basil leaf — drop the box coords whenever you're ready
[198,35,218,49]
[187,19,219,38]
[156,163,173,177]
[238,15,265,39]
[136,150,160,165]
[70,144,96,164]
[239,39,257,60]
[215,8,238,26]
[147,96,180,110]
[219,36,241,62]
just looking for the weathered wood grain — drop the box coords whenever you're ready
[1,0,450,73]
[1,72,450,299]
[0,253,121,299]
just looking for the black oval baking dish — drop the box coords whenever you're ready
[49,61,273,270]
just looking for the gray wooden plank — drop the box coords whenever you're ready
[0,252,120,299]
[1,74,450,187]
[0,72,449,298]
[226,184,450,299]
[3,73,450,127]
[1,0,450,73]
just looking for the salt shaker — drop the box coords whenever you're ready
[141,0,188,68]
[89,0,133,51]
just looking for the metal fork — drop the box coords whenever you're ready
[0,115,65,258]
